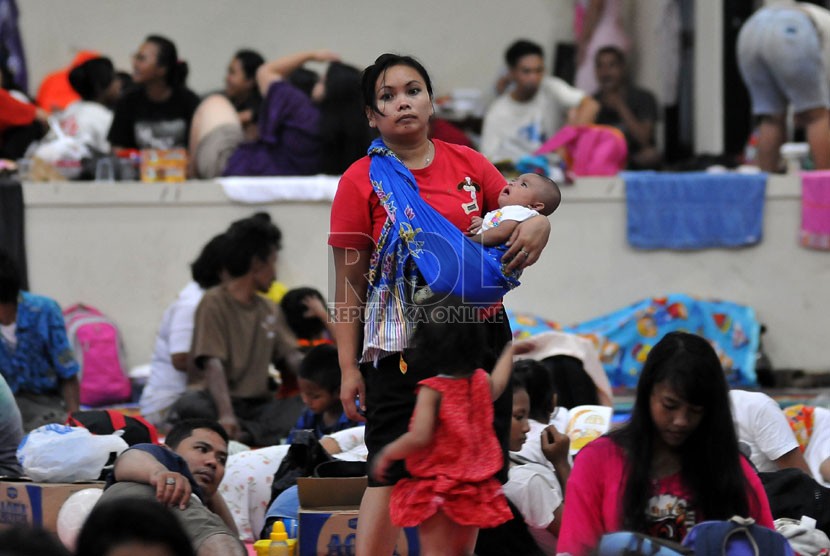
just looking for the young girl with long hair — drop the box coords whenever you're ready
[557,331,774,555]
[372,302,529,556]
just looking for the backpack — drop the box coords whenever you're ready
[596,532,692,555]
[759,468,830,536]
[534,124,628,177]
[63,304,132,407]
[66,409,159,446]
[681,516,794,556]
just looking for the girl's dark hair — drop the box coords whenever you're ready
[68,57,115,102]
[75,498,195,556]
[319,61,374,175]
[231,49,264,119]
[540,355,599,409]
[403,295,493,375]
[280,287,327,340]
[609,331,751,533]
[361,53,433,115]
[145,34,188,88]
[190,233,226,289]
[234,49,265,80]
[512,359,555,423]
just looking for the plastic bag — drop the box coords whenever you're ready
[17,424,129,482]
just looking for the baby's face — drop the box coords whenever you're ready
[498,173,547,209]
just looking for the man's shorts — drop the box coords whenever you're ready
[737,7,829,116]
[193,123,244,179]
[99,482,238,550]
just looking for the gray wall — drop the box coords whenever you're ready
[22,176,830,374]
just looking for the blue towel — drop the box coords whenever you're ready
[624,172,767,249]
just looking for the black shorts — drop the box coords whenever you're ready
[362,309,512,487]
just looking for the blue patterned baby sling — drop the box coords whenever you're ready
[366,139,519,306]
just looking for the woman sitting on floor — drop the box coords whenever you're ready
[557,331,774,555]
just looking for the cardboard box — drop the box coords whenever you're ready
[0,479,104,532]
[297,477,419,556]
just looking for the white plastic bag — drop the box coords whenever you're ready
[17,424,128,482]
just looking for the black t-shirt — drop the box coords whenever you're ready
[108,87,200,149]
[594,85,658,152]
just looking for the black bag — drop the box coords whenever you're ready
[265,430,333,510]
[66,409,159,447]
[759,468,830,536]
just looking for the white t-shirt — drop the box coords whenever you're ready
[481,76,586,163]
[478,205,539,234]
[504,455,563,555]
[730,389,799,472]
[805,406,830,486]
[139,282,205,422]
[54,100,114,153]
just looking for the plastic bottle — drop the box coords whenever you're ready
[253,521,296,556]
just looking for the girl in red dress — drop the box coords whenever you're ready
[372,300,530,556]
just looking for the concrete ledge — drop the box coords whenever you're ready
[18,173,829,373]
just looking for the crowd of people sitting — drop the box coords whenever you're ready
[1,32,664,181]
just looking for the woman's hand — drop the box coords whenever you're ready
[503,215,551,272]
[541,425,570,468]
[340,362,366,422]
[151,470,192,510]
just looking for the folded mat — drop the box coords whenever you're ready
[800,171,830,250]
[624,171,767,249]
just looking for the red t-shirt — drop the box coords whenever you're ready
[329,140,506,251]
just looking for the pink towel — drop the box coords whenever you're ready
[801,171,830,250]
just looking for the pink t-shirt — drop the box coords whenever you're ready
[557,436,775,556]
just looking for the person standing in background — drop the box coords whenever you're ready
[737,1,830,172]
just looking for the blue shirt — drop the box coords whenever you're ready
[285,408,360,444]
[0,292,79,394]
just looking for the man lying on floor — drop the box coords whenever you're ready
[97,418,244,556]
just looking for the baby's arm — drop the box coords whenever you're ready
[466,216,484,236]
[371,386,440,482]
[469,219,520,246]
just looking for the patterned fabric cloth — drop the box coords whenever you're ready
[219,444,289,542]
[508,293,760,388]
[784,404,815,453]
[390,370,512,527]
[0,292,79,394]
[364,139,518,363]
